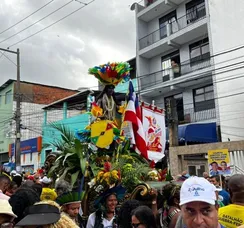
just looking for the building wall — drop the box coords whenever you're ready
[41,113,89,165]
[21,152,40,173]
[0,82,14,156]
[169,140,244,176]
[207,0,244,142]
[14,82,78,105]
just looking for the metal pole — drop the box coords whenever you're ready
[15,48,21,172]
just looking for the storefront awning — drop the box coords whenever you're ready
[167,122,218,143]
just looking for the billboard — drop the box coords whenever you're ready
[208,149,231,176]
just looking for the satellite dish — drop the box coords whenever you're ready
[130,2,137,11]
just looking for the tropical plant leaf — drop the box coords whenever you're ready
[63,153,75,166]
[71,170,80,188]
[59,167,74,180]
[80,158,86,174]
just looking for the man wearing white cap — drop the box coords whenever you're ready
[176,176,224,228]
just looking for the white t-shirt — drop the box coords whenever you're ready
[86,212,114,228]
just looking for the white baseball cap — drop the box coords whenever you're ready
[180,176,217,206]
[40,176,52,184]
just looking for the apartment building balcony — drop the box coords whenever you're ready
[137,0,186,22]
[180,108,216,124]
[139,56,212,95]
[139,6,207,58]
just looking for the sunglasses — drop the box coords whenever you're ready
[131,223,144,228]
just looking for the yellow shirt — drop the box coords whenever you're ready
[40,187,57,201]
[219,204,244,228]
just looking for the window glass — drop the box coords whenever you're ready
[202,44,210,54]
[195,88,204,94]
[195,94,205,102]
[5,90,12,104]
[205,91,214,100]
[205,85,213,92]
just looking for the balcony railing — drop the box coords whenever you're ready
[138,0,158,9]
[139,5,206,50]
[183,108,216,123]
[165,108,216,126]
[139,55,211,90]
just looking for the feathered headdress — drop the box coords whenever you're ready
[88,62,131,86]
[56,191,84,206]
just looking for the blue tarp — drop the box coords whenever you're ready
[166,122,218,143]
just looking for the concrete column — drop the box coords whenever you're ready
[63,102,67,119]
[43,110,47,125]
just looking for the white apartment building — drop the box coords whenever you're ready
[132,0,244,142]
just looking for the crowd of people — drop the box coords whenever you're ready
[0,167,244,228]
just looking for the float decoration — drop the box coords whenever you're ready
[88,62,131,86]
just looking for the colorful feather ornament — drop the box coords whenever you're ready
[88,62,131,86]
[56,191,84,206]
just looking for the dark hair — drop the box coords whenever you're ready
[211,162,218,166]
[32,183,43,197]
[9,184,40,223]
[161,183,180,207]
[0,174,11,183]
[131,206,157,228]
[118,200,141,228]
[12,175,22,187]
[221,161,227,165]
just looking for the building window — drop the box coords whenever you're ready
[5,90,12,104]
[186,0,206,24]
[161,50,180,81]
[193,85,215,112]
[159,10,177,39]
[189,38,210,66]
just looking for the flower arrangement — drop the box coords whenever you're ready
[88,62,131,86]
[89,162,120,189]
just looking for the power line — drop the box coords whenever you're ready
[0,0,74,45]
[8,0,96,48]
[0,0,55,36]
[0,51,17,66]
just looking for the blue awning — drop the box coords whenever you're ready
[166,122,218,143]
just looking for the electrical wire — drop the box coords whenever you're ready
[0,0,55,35]
[8,0,96,48]
[0,0,74,45]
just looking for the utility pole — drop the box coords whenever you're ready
[15,48,21,172]
[166,97,178,147]
[0,47,21,171]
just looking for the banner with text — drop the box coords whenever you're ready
[142,105,166,162]
[208,149,231,176]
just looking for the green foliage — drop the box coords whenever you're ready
[47,123,87,188]
[165,169,173,181]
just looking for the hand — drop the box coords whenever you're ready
[149,188,158,201]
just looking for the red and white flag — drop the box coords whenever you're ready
[123,81,148,160]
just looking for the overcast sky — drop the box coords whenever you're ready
[0,0,136,90]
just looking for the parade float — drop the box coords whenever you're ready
[44,62,171,220]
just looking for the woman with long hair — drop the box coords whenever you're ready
[131,205,157,228]
[86,192,119,228]
[157,183,181,228]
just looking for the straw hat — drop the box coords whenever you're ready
[0,199,17,218]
